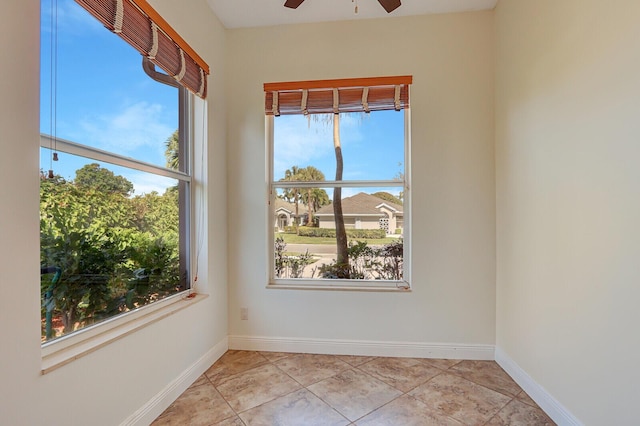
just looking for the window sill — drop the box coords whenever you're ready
[267,281,411,292]
[41,292,207,374]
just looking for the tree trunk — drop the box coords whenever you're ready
[62,307,76,333]
[307,188,313,226]
[294,190,300,234]
[333,114,349,277]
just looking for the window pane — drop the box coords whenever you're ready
[40,151,184,341]
[273,111,405,182]
[40,0,179,169]
[273,187,404,281]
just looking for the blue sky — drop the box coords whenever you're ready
[41,0,405,197]
[40,0,178,194]
[274,110,405,199]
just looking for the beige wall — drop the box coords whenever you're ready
[495,0,640,424]
[226,12,496,345]
[0,1,228,424]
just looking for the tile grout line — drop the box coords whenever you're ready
[156,351,556,425]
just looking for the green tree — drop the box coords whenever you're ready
[131,187,179,238]
[40,162,181,339]
[40,174,135,333]
[280,166,302,230]
[165,130,179,170]
[372,191,402,205]
[75,163,134,196]
[332,114,349,277]
[298,166,328,226]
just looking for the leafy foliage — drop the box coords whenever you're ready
[297,227,386,239]
[75,163,134,196]
[165,130,179,170]
[274,237,314,279]
[372,191,402,205]
[40,164,181,340]
[278,165,330,227]
[318,239,403,280]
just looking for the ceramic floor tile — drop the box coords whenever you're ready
[151,382,236,426]
[337,355,377,367]
[239,388,349,426]
[274,353,351,386]
[190,374,211,388]
[214,416,246,426]
[409,373,511,425]
[357,357,442,392]
[216,363,301,413]
[515,390,538,407]
[259,351,296,362]
[449,360,522,397]
[356,394,465,426]
[421,358,463,371]
[485,399,556,425]
[153,353,557,426]
[205,350,269,385]
[307,368,403,422]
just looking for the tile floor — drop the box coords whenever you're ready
[152,350,555,425]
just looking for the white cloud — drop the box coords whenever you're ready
[125,171,176,195]
[273,116,332,178]
[77,101,173,163]
[273,113,366,180]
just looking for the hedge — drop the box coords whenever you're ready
[298,227,386,239]
[283,226,298,234]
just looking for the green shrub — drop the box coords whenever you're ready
[283,225,298,234]
[298,227,335,237]
[395,228,402,234]
[347,229,386,239]
[297,227,385,239]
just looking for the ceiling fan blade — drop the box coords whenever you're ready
[284,0,305,9]
[378,0,401,13]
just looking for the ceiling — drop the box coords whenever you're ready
[206,0,498,29]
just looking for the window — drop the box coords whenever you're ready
[266,76,411,289]
[39,0,207,343]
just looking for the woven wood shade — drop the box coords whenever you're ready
[75,0,209,98]
[264,76,412,116]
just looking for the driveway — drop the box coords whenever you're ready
[286,243,336,255]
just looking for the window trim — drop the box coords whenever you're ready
[41,292,206,374]
[39,134,190,181]
[266,107,412,291]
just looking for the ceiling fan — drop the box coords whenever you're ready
[284,0,402,14]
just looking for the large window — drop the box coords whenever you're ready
[266,77,411,289]
[39,0,203,342]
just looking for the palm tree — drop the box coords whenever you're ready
[165,130,179,170]
[280,166,302,229]
[332,114,349,277]
[305,187,330,217]
[299,166,326,226]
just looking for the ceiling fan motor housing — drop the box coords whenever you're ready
[284,0,401,13]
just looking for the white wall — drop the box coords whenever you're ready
[495,1,640,424]
[0,0,228,424]
[226,13,496,348]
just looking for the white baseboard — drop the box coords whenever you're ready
[228,335,494,360]
[495,347,583,426]
[121,337,228,426]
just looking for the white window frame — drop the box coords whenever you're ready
[39,92,204,373]
[266,108,412,291]
[39,16,202,370]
